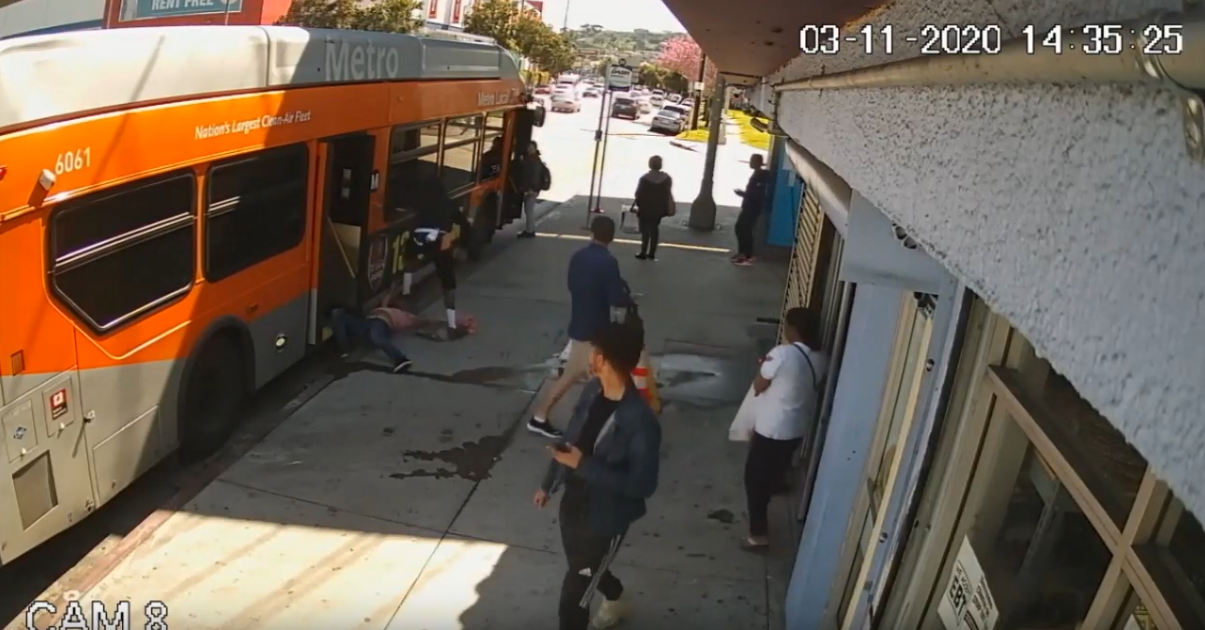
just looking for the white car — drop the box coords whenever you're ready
[638,98,654,114]
[648,94,665,108]
[550,93,580,113]
[650,107,685,134]
[660,104,689,119]
[668,94,682,103]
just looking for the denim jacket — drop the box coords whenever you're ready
[540,378,661,537]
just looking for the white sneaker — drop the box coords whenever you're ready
[592,598,629,628]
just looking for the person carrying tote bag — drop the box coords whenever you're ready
[738,307,827,551]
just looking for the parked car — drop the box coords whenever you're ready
[534,85,552,94]
[668,94,682,103]
[650,107,685,134]
[649,94,665,108]
[551,93,581,113]
[681,99,694,109]
[583,88,600,98]
[611,95,640,119]
[660,104,689,119]
[638,98,654,114]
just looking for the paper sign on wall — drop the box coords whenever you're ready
[937,537,998,630]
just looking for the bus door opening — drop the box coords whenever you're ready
[502,109,538,223]
[312,133,375,345]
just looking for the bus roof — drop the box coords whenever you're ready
[0,25,522,131]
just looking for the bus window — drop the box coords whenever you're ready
[442,114,483,192]
[50,172,196,332]
[204,143,308,282]
[389,120,441,156]
[480,111,506,181]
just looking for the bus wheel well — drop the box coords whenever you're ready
[177,320,254,461]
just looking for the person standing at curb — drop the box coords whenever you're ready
[732,152,772,266]
[741,306,827,551]
[528,217,632,438]
[632,155,674,261]
[534,318,661,630]
[518,141,550,238]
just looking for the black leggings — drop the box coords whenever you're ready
[639,216,660,256]
[744,432,802,537]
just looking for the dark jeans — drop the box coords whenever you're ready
[744,432,802,537]
[330,308,409,365]
[559,484,625,630]
[638,216,660,257]
[734,207,760,257]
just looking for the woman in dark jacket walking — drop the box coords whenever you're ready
[632,155,673,260]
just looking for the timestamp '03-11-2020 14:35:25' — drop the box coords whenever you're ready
[799,22,1185,56]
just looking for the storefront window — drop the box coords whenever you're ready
[970,441,1112,628]
[1031,369,1146,526]
[1113,593,1161,630]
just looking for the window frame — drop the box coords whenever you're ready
[440,114,485,193]
[48,170,198,334]
[202,142,310,283]
[389,118,444,164]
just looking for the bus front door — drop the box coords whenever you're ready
[310,134,375,346]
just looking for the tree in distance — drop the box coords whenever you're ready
[277,0,423,32]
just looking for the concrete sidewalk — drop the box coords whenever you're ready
[72,200,795,629]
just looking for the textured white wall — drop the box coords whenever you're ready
[767,1,1205,519]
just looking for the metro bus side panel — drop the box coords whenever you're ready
[0,77,524,559]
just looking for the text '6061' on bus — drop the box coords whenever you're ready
[0,25,545,565]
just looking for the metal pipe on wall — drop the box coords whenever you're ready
[774,13,1205,92]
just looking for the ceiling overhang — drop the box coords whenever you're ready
[659,0,884,85]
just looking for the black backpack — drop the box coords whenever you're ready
[539,162,551,191]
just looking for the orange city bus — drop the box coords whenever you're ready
[0,25,546,564]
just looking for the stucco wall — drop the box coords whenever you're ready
[769,80,1205,519]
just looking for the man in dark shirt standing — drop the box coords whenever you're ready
[535,318,660,630]
[528,217,631,438]
[732,152,772,266]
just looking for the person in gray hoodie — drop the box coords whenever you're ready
[631,155,673,260]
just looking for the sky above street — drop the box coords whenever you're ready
[535,0,685,33]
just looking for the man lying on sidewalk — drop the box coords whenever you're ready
[534,318,661,630]
[329,285,414,374]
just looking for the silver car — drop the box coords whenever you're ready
[650,108,684,134]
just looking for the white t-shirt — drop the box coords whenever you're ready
[754,342,827,440]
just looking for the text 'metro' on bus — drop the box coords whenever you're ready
[0,25,545,564]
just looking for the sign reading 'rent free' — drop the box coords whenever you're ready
[130,0,243,20]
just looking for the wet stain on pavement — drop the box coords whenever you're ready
[707,509,735,524]
[389,416,523,482]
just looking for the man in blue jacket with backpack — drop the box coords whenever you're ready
[518,141,550,238]
[534,317,661,630]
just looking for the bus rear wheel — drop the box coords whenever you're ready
[179,335,246,462]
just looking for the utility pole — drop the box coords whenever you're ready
[562,0,570,32]
[688,75,725,231]
[690,54,705,130]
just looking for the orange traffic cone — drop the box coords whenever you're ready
[631,348,661,415]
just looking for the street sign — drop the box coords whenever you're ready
[127,0,242,20]
[693,81,705,91]
[606,64,633,91]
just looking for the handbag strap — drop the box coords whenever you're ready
[791,343,819,392]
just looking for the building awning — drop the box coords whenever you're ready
[658,0,884,84]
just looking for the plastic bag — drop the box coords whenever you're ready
[728,384,759,441]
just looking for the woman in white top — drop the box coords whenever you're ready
[742,307,827,550]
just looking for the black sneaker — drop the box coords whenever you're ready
[527,418,563,438]
[392,360,413,373]
[446,326,469,341]
[635,253,647,260]
[517,231,537,239]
